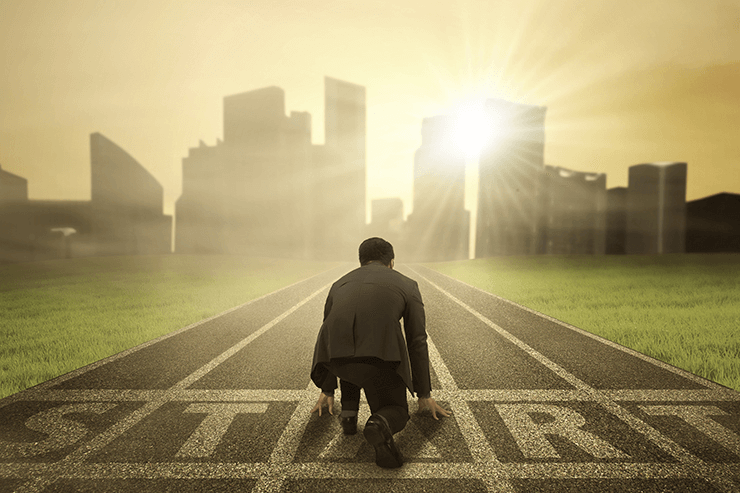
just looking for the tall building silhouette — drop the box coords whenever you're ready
[0,164,31,262]
[686,192,740,253]
[317,77,367,260]
[406,114,469,261]
[176,86,312,257]
[626,162,687,254]
[367,197,405,250]
[539,166,606,254]
[0,164,28,204]
[90,133,172,256]
[606,187,628,254]
[0,135,171,263]
[176,77,366,260]
[476,99,546,257]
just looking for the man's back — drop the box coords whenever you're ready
[312,262,429,396]
[323,264,417,360]
[309,237,451,469]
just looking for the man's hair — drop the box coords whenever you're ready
[359,237,394,266]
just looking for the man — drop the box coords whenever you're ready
[310,237,449,468]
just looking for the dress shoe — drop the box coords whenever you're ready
[363,414,403,468]
[341,415,357,435]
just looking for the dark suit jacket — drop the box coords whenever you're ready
[310,262,431,397]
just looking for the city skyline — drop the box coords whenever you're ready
[1,0,739,222]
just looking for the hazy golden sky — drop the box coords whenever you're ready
[1,0,738,218]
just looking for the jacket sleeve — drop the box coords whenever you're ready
[321,368,338,395]
[310,287,334,390]
[403,280,431,397]
[323,287,333,322]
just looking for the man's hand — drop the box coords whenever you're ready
[310,392,334,416]
[417,396,451,420]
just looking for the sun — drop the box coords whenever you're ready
[451,101,503,158]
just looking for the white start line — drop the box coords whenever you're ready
[0,267,738,493]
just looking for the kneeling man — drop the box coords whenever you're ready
[310,237,449,468]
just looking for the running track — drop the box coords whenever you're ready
[1,264,738,492]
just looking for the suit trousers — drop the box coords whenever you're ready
[334,363,409,435]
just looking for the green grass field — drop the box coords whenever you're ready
[0,255,341,399]
[1,253,738,400]
[425,253,740,392]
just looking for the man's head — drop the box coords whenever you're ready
[359,237,395,268]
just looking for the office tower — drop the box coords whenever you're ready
[539,166,606,254]
[222,87,304,149]
[626,162,687,254]
[606,187,628,254]
[320,77,366,260]
[367,198,405,249]
[0,136,171,263]
[0,164,31,262]
[686,192,740,252]
[407,114,469,261]
[0,164,28,204]
[476,99,546,257]
[177,86,313,256]
[176,78,367,260]
[90,133,172,255]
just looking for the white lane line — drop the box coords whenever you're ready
[10,278,334,493]
[5,265,344,401]
[408,266,740,493]
[251,382,318,492]
[409,267,591,391]
[14,388,740,403]
[4,263,740,489]
[602,389,740,401]
[427,337,504,468]
[6,461,740,481]
[176,403,271,458]
[8,400,168,493]
[172,281,333,389]
[16,389,308,402]
[421,293,514,490]
[66,282,331,465]
[413,264,729,391]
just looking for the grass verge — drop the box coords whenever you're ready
[424,253,740,392]
[0,255,342,399]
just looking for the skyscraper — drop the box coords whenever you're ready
[407,114,469,261]
[606,187,628,254]
[177,86,312,256]
[476,99,546,257]
[90,133,171,255]
[626,162,687,254]
[539,166,607,254]
[1,135,171,263]
[320,77,366,260]
[0,164,28,204]
[686,193,740,253]
[176,78,367,261]
[0,164,31,262]
[367,197,405,250]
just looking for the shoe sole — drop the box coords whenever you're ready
[363,420,403,468]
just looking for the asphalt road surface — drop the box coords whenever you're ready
[1,264,738,492]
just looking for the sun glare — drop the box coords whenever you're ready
[452,101,501,158]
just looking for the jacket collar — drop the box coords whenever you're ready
[363,261,390,269]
